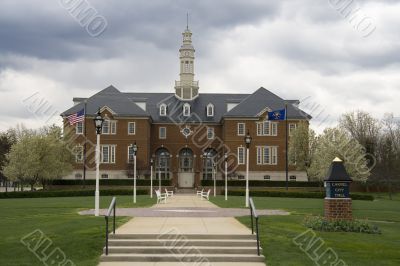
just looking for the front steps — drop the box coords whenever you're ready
[100,234,265,263]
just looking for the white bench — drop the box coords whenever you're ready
[165,188,174,197]
[200,189,211,201]
[155,189,167,204]
[196,188,204,197]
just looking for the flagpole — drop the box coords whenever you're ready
[285,103,288,191]
[83,100,87,189]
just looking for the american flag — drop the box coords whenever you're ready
[67,108,85,125]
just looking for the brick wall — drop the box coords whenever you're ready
[324,198,352,220]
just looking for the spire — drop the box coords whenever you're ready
[186,12,189,30]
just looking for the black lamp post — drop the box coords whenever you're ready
[224,152,228,201]
[93,109,104,216]
[132,141,138,203]
[150,158,154,198]
[244,130,252,207]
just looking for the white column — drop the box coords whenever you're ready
[159,162,161,191]
[150,162,153,198]
[245,147,249,207]
[213,164,216,197]
[225,159,228,201]
[95,134,100,216]
[133,154,137,203]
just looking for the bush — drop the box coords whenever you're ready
[50,179,172,186]
[0,189,148,199]
[201,180,321,187]
[222,190,374,201]
[304,216,381,234]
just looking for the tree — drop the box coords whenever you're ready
[0,131,17,188]
[308,128,370,184]
[3,125,73,190]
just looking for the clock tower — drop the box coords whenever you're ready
[174,21,199,100]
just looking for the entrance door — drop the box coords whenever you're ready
[178,148,194,188]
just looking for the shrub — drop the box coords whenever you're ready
[50,179,171,186]
[222,190,374,201]
[0,189,148,199]
[304,216,381,234]
[201,180,321,187]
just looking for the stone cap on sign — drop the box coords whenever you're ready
[324,157,352,182]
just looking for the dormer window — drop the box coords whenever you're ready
[207,103,214,117]
[183,103,191,116]
[160,103,167,116]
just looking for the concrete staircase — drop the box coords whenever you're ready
[100,233,265,263]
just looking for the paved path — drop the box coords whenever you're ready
[97,195,275,266]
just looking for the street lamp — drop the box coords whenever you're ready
[224,152,228,201]
[94,109,104,216]
[213,162,216,197]
[244,130,252,207]
[150,158,153,198]
[132,142,138,203]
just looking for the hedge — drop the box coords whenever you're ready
[202,180,321,187]
[50,179,172,186]
[222,190,374,201]
[0,189,148,199]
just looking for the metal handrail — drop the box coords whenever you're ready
[249,197,260,256]
[105,197,116,255]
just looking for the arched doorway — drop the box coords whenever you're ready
[203,148,217,180]
[178,148,195,187]
[155,148,170,180]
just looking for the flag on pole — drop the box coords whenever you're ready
[268,109,286,120]
[67,109,85,125]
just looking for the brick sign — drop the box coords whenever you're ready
[325,182,350,198]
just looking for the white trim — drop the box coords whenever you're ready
[237,123,245,136]
[237,146,245,165]
[206,127,214,139]
[75,121,83,135]
[159,103,167,116]
[128,122,136,135]
[206,103,214,117]
[100,105,117,115]
[183,103,191,116]
[159,127,167,139]
[101,145,116,164]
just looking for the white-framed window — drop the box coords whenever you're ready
[237,123,245,136]
[289,123,297,136]
[74,145,83,163]
[207,127,214,139]
[101,174,109,179]
[256,121,278,136]
[256,146,278,165]
[128,122,136,135]
[237,146,245,165]
[207,103,214,117]
[76,122,83,134]
[290,175,297,181]
[101,145,116,163]
[102,120,117,134]
[264,175,271,180]
[75,173,83,179]
[128,145,136,162]
[160,104,167,116]
[183,103,190,116]
[159,127,166,139]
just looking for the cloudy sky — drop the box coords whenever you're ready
[0,0,399,133]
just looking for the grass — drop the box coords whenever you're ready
[210,194,400,266]
[0,195,156,266]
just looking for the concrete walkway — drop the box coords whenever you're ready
[98,195,267,266]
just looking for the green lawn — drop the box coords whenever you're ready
[210,194,400,266]
[0,195,156,266]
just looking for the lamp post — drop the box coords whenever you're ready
[244,130,252,207]
[213,162,216,197]
[94,109,104,216]
[150,158,153,198]
[132,142,138,203]
[224,152,228,201]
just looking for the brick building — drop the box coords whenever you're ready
[61,25,311,187]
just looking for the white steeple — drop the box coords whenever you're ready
[175,14,199,100]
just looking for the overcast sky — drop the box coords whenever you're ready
[0,0,399,133]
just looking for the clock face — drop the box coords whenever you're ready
[181,127,192,137]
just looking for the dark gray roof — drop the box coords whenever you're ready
[61,86,311,122]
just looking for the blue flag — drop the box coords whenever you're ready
[268,109,286,120]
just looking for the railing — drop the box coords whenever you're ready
[104,197,116,255]
[249,197,260,256]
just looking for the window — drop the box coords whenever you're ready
[256,146,278,165]
[207,103,214,117]
[76,122,83,134]
[263,175,271,180]
[289,123,297,136]
[237,123,245,136]
[183,103,190,116]
[75,146,84,163]
[160,104,167,116]
[238,175,245,180]
[128,145,136,163]
[128,122,135,135]
[101,174,109,179]
[75,173,82,179]
[207,127,214,139]
[102,120,117,134]
[159,127,166,139]
[290,175,297,181]
[256,121,278,136]
[101,145,116,163]
[237,147,245,165]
